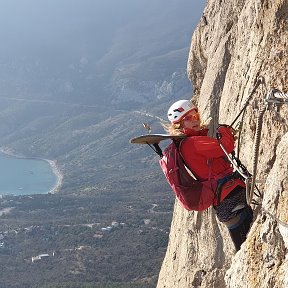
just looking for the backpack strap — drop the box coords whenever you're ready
[147,143,163,158]
[173,139,199,181]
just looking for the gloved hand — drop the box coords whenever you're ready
[217,124,237,140]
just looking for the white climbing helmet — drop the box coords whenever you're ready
[167,100,197,124]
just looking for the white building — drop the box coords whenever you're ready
[32,254,50,263]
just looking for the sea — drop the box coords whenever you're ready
[0,153,59,196]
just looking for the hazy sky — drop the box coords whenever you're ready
[0,0,206,103]
[0,1,155,48]
[0,0,205,56]
[0,1,111,54]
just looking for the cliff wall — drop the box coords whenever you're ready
[157,0,288,287]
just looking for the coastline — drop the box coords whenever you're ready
[45,159,63,194]
[0,146,64,194]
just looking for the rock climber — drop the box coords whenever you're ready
[163,99,253,251]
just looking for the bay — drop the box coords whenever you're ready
[0,153,60,196]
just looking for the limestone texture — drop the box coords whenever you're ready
[157,0,288,287]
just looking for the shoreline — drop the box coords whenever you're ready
[0,146,64,194]
[45,159,63,194]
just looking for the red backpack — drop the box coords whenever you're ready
[159,141,218,211]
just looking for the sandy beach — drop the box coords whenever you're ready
[45,159,63,193]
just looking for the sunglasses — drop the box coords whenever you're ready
[181,113,200,122]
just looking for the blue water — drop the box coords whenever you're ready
[0,153,58,196]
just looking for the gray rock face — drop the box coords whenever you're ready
[157,0,288,287]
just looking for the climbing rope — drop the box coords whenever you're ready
[247,88,288,206]
[248,104,267,205]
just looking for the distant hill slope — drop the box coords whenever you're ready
[0,1,207,286]
[0,0,205,197]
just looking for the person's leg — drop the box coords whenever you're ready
[225,206,253,251]
[214,186,254,251]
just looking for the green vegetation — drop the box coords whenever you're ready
[0,193,173,287]
[0,2,200,286]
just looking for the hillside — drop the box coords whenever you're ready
[0,1,206,287]
[0,0,205,194]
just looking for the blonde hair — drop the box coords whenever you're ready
[161,113,211,136]
[161,122,185,136]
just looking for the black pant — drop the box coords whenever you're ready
[227,206,253,251]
